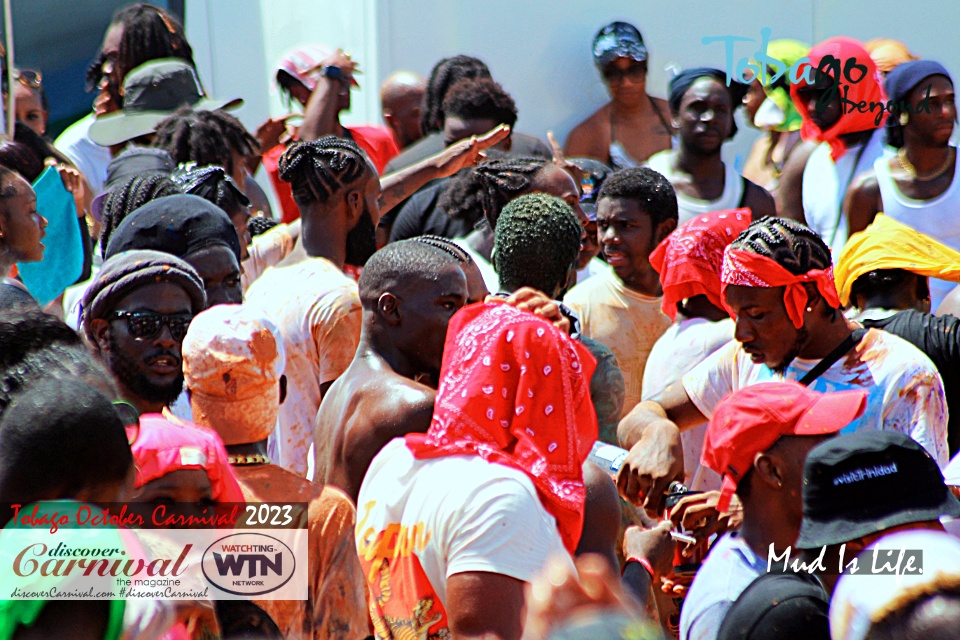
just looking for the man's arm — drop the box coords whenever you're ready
[844,171,882,236]
[299,50,356,142]
[377,125,510,214]
[446,572,526,640]
[776,140,819,222]
[616,382,706,512]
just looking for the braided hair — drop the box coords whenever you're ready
[171,165,251,217]
[247,216,279,238]
[421,56,491,134]
[277,136,371,207]
[153,108,258,177]
[98,172,182,258]
[729,217,832,276]
[112,3,194,80]
[439,157,550,230]
[411,235,473,265]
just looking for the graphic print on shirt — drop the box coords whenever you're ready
[357,501,449,640]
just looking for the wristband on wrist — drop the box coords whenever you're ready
[624,556,654,577]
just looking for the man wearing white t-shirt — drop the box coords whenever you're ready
[357,301,598,639]
[616,217,948,514]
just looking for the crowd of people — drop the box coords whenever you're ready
[2,4,960,639]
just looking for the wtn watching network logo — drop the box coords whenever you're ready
[202,532,297,597]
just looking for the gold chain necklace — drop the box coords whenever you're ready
[228,453,271,466]
[898,147,955,181]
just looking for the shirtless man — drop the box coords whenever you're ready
[565,21,674,168]
[319,240,466,501]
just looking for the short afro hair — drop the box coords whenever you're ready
[442,78,518,129]
[358,239,463,310]
[493,193,582,296]
[597,167,679,227]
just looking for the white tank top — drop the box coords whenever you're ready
[801,129,886,258]
[647,151,744,224]
[875,151,960,309]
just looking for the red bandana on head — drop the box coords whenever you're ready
[405,302,598,554]
[649,208,752,320]
[790,37,887,161]
[720,248,841,329]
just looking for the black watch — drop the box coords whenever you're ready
[322,65,346,81]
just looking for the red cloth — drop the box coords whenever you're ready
[262,126,400,223]
[649,208,751,320]
[701,381,866,512]
[790,37,887,161]
[720,248,841,330]
[129,412,246,504]
[405,302,598,554]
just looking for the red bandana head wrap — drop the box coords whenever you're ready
[720,248,841,329]
[649,208,752,320]
[405,302,598,553]
[790,37,886,161]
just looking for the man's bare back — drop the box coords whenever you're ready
[318,353,435,502]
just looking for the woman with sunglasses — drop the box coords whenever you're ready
[0,165,47,309]
[565,21,675,169]
[12,69,47,137]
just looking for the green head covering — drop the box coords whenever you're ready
[751,39,810,132]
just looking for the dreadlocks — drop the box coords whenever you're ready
[493,193,582,296]
[421,55,491,134]
[730,217,833,276]
[277,137,371,207]
[469,157,551,229]
[98,173,182,258]
[153,108,258,177]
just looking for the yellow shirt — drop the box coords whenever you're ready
[565,268,671,418]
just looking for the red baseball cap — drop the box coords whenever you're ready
[702,381,867,512]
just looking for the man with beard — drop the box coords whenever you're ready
[319,240,467,500]
[244,137,379,479]
[82,250,207,416]
[615,217,948,514]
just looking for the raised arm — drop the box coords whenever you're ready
[299,49,357,142]
[377,125,511,215]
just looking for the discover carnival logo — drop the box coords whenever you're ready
[202,532,297,596]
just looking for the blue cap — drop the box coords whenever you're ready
[593,21,648,68]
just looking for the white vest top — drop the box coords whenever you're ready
[801,129,886,258]
[875,150,960,309]
[647,152,744,225]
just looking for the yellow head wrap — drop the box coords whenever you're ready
[865,39,919,74]
[750,39,809,132]
[836,214,960,306]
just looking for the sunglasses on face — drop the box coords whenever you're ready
[109,310,194,341]
[603,63,647,86]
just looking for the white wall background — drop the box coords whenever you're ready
[187,0,960,174]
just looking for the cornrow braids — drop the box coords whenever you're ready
[98,172,182,258]
[412,234,473,265]
[421,55,491,134]
[472,157,550,229]
[112,3,194,80]
[277,137,370,207]
[153,107,234,174]
[730,217,832,276]
[171,165,251,216]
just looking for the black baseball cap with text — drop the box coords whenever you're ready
[797,430,960,549]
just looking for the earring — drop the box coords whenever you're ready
[900,112,909,126]
[806,306,813,312]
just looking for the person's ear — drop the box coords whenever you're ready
[753,451,785,490]
[90,318,112,354]
[378,292,401,326]
[654,218,678,246]
[345,188,363,225]
[279,375,287,405]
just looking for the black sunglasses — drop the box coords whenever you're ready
[109,310,194,341]
[603,62,647,86]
